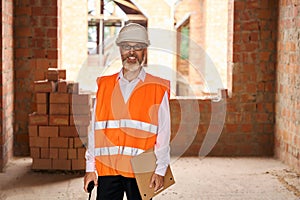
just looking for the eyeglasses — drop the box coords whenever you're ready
[120,44,146,51]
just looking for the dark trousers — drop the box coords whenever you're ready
[97,175,143,200]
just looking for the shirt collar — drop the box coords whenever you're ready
[117,67,146,82]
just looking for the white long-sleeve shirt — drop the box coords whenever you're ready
[85,68,171,176]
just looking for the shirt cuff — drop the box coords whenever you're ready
[85,161,96,172]
[155,163,168,176]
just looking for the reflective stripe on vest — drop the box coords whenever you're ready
[94,119,158,134]
[95,146,145,156]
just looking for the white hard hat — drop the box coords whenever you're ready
[116,23,150,46]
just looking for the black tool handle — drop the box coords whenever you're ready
[87,181,95,200]
[87,181,95,193]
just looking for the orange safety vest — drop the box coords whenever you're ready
[94,72,170,178]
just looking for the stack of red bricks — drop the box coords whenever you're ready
[28,68,91,171]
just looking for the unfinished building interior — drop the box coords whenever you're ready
[1,0,300,199]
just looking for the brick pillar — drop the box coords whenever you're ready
[14,0,61,156]
[227,0,234,96]
[1,0,14,171]
[229,0,278,155]
[275,0,300,173]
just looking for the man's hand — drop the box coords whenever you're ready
[84,172,98,193]
[149,173,164,192]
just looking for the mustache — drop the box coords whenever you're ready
[122,58,141,66]
[122,53,137,60]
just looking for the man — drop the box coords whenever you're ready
[84,23,171,200]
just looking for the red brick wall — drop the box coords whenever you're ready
[1,0,14,171]
[14,0,60,156]
[229,0,277,155]
[275,0,300,173]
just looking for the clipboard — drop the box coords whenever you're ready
[130,150,175,200]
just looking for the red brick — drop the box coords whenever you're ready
[68,148,77,159]
[71,159,85,170]
[264,124,273,134]
[47,69,59,81]
[29,113,48,125]
[36,59,52,70]
[52,159,71,170]
[36,93,48,104]
[249,32,259,42]
[47,28,57,38]
[49,93,69,104]
[248,1,259,8]
[256,113,269,123]
[226,124,239,133]
[257,82,265,91]
[70,94,90,105]
[58,69,66,79]
[49,115,69,126]
[260,52,271,61]
[58,81,67,93]
[49,38,58,48]
[226,103,238,112]
[34,80,56,92]
[32,158,52,170]
[36,103,48,114]
[226,113,242,124]
[265,82,274,92]
[77,147,86,159]
[31,7,44,16]
[69,138,74,148]
[241,124,253,132]
[35,70,46,81]
[70,115,90,126]
[246,83,257,93]
[70,104,91,115]
[47,50,58,59]
[59,149,68,159]
[28,125,38,137]
[67,82,79,94]
[15,48,31,58]
[29,137,49,148]
[244,43,258,51]
[33,49,47,58]
[244,21,259,31]
[241,103,256,112]
[234,1,245,10]
[40,148,50,159]
[15,7,32,15]
[50,137,69,148]
[49,103,69,115]
[15,27,32,36]
[39,126,59,137]
[49,148,58,159]
[30,147,40,158]
[78,126,89,137]
[59,126,79,137]
[74,137,86,148]
[16,69,30,79]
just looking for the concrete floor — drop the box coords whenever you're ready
[0,157,299,200]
